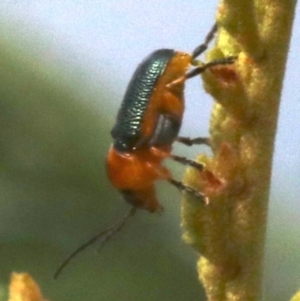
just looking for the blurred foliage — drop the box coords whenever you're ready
[7,273,47,301]
[0,31,206,301]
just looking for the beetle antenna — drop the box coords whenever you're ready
[54,207,137,279]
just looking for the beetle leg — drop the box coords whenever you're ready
[168,178,208,203]
[176,136,210,146]
[192,23,218,59]
[167,56,236,88]
[170,154,204,171]
[184,56,237,81]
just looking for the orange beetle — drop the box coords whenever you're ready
[54,23,235,278]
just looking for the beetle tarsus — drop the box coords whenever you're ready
[192,23,218,59]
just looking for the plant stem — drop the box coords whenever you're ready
[182,1,297,300]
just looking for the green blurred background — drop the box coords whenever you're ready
[0,2,299,301]
[0,26,207,301]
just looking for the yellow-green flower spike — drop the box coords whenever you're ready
[182,1,297,300]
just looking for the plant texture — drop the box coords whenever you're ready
[181,1,297,300]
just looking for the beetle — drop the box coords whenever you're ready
[54,23,235,279]
[107,23,234,213]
